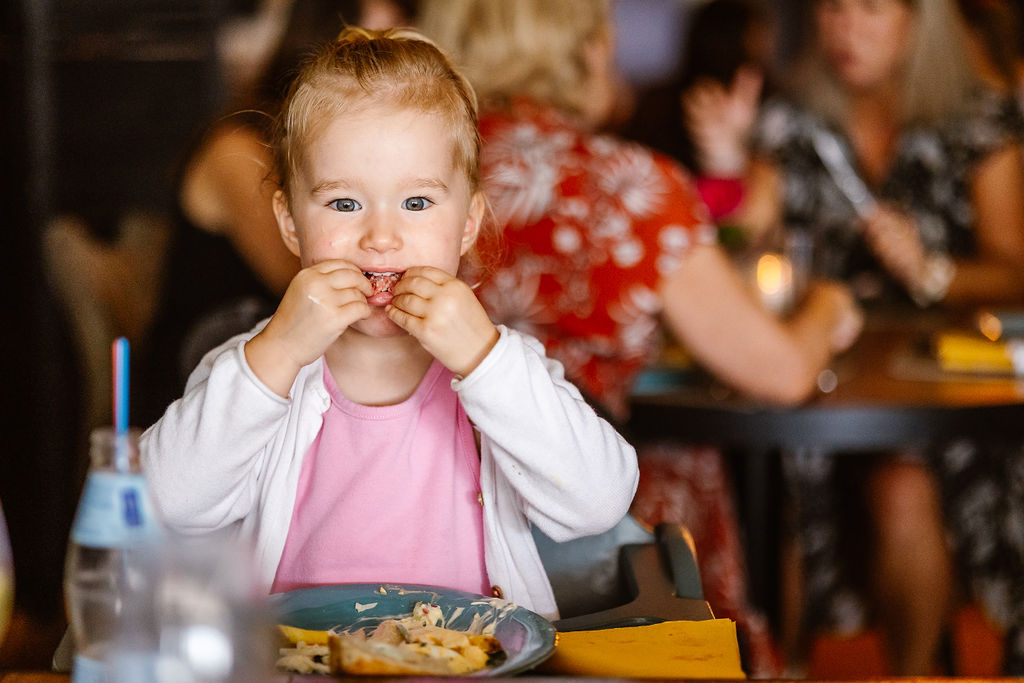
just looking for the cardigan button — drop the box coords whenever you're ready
[490,585,503,599]
[477,492,484,507]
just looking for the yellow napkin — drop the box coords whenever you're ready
[934,331,1022,375]
[538,619,745,679]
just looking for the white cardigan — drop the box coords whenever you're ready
[140,324,638,620]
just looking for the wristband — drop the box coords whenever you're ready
[695,176,745,221]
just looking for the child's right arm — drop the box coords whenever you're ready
[245,259,373,396]
[141,329,299,533]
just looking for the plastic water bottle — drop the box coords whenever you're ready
[64,427,164,682]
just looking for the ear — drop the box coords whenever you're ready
[582,21,614,82]
[459,190,487,256]
[273,189,302,258]
[579,27,621,128]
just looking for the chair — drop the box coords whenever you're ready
[532,514,713,631]
[43,212,170,477]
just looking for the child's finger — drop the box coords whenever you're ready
[388,291,428,319]
[318,264,374,297]
[385,302,419,334]
[397,265,453,286]
[306,286,371,313]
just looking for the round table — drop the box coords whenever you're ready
[626,306,1024,622]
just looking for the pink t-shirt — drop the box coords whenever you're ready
[271,360,489,595]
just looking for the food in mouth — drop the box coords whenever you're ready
[364,271,402,306]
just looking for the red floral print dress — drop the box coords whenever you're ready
[475,97,781,676]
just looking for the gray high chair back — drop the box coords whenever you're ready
[532,515,713,631]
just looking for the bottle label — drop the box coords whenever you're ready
[71,472,162,548]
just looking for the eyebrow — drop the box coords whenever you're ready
[411,177,450,193]
[310,176,450,196]
[310,179,355,196]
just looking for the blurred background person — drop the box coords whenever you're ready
[418,0,863,676]
[217,0,419,102]
[683,0,1024,674]
[705,0,1024,309]
[624,0,776,222]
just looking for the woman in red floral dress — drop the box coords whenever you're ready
[420,0,863,675]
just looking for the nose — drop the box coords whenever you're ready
[359,207,402,252]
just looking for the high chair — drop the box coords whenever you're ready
[532,514,712,629]
[532,515,746,678]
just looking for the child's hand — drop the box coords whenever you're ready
[386,266,499,377]
[245,260,372,396]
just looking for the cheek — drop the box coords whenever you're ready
[299,222,356,261]
[865,30,907,79]
[883,22,912,68]
[296,234,331,266]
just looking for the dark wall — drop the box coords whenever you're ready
[1,0,224,619]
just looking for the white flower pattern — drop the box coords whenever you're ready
[477,98,714,417]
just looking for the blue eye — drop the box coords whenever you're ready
[330,198,361,212]
[402,197,433,211]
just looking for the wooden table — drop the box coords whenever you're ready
[627,306,1024,621]
[7,672,1024,682]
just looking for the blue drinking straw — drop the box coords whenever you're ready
[112,337,130,435]
[112,337,130,471]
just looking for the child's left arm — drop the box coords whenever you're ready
[454,327,639,542]
[386,266,499,377]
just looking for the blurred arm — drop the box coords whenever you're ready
[659,243,861,404]
[180,124,300,296]
[947,142,1024,304]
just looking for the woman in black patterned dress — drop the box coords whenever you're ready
[686,0,1024,674]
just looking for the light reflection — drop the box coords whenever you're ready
[755,252,793,313]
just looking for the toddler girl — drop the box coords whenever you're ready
[139,26,638,619]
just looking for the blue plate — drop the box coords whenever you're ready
[270,583,557,676]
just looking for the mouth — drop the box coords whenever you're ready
[363,271,403,306]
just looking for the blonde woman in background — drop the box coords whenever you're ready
[686,0,1024,674]
[419,0,863,676]
[698,0,1024,307]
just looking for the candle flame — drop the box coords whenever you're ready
[757,253,786,295]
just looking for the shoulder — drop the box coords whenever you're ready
[943,87,1024,156]
[189,120,272,179]
[479,99,582,159]
[180,119,274,233]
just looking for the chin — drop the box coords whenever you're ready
[353,308,407,337]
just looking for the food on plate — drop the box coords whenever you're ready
[276,600,506,676]
[277,640,331,674]
[278,623,330,646]
[277,623,331,673]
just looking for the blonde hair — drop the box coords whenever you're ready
[794,0,979,126]
[417,0,611,116]
[273,26,481,197]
